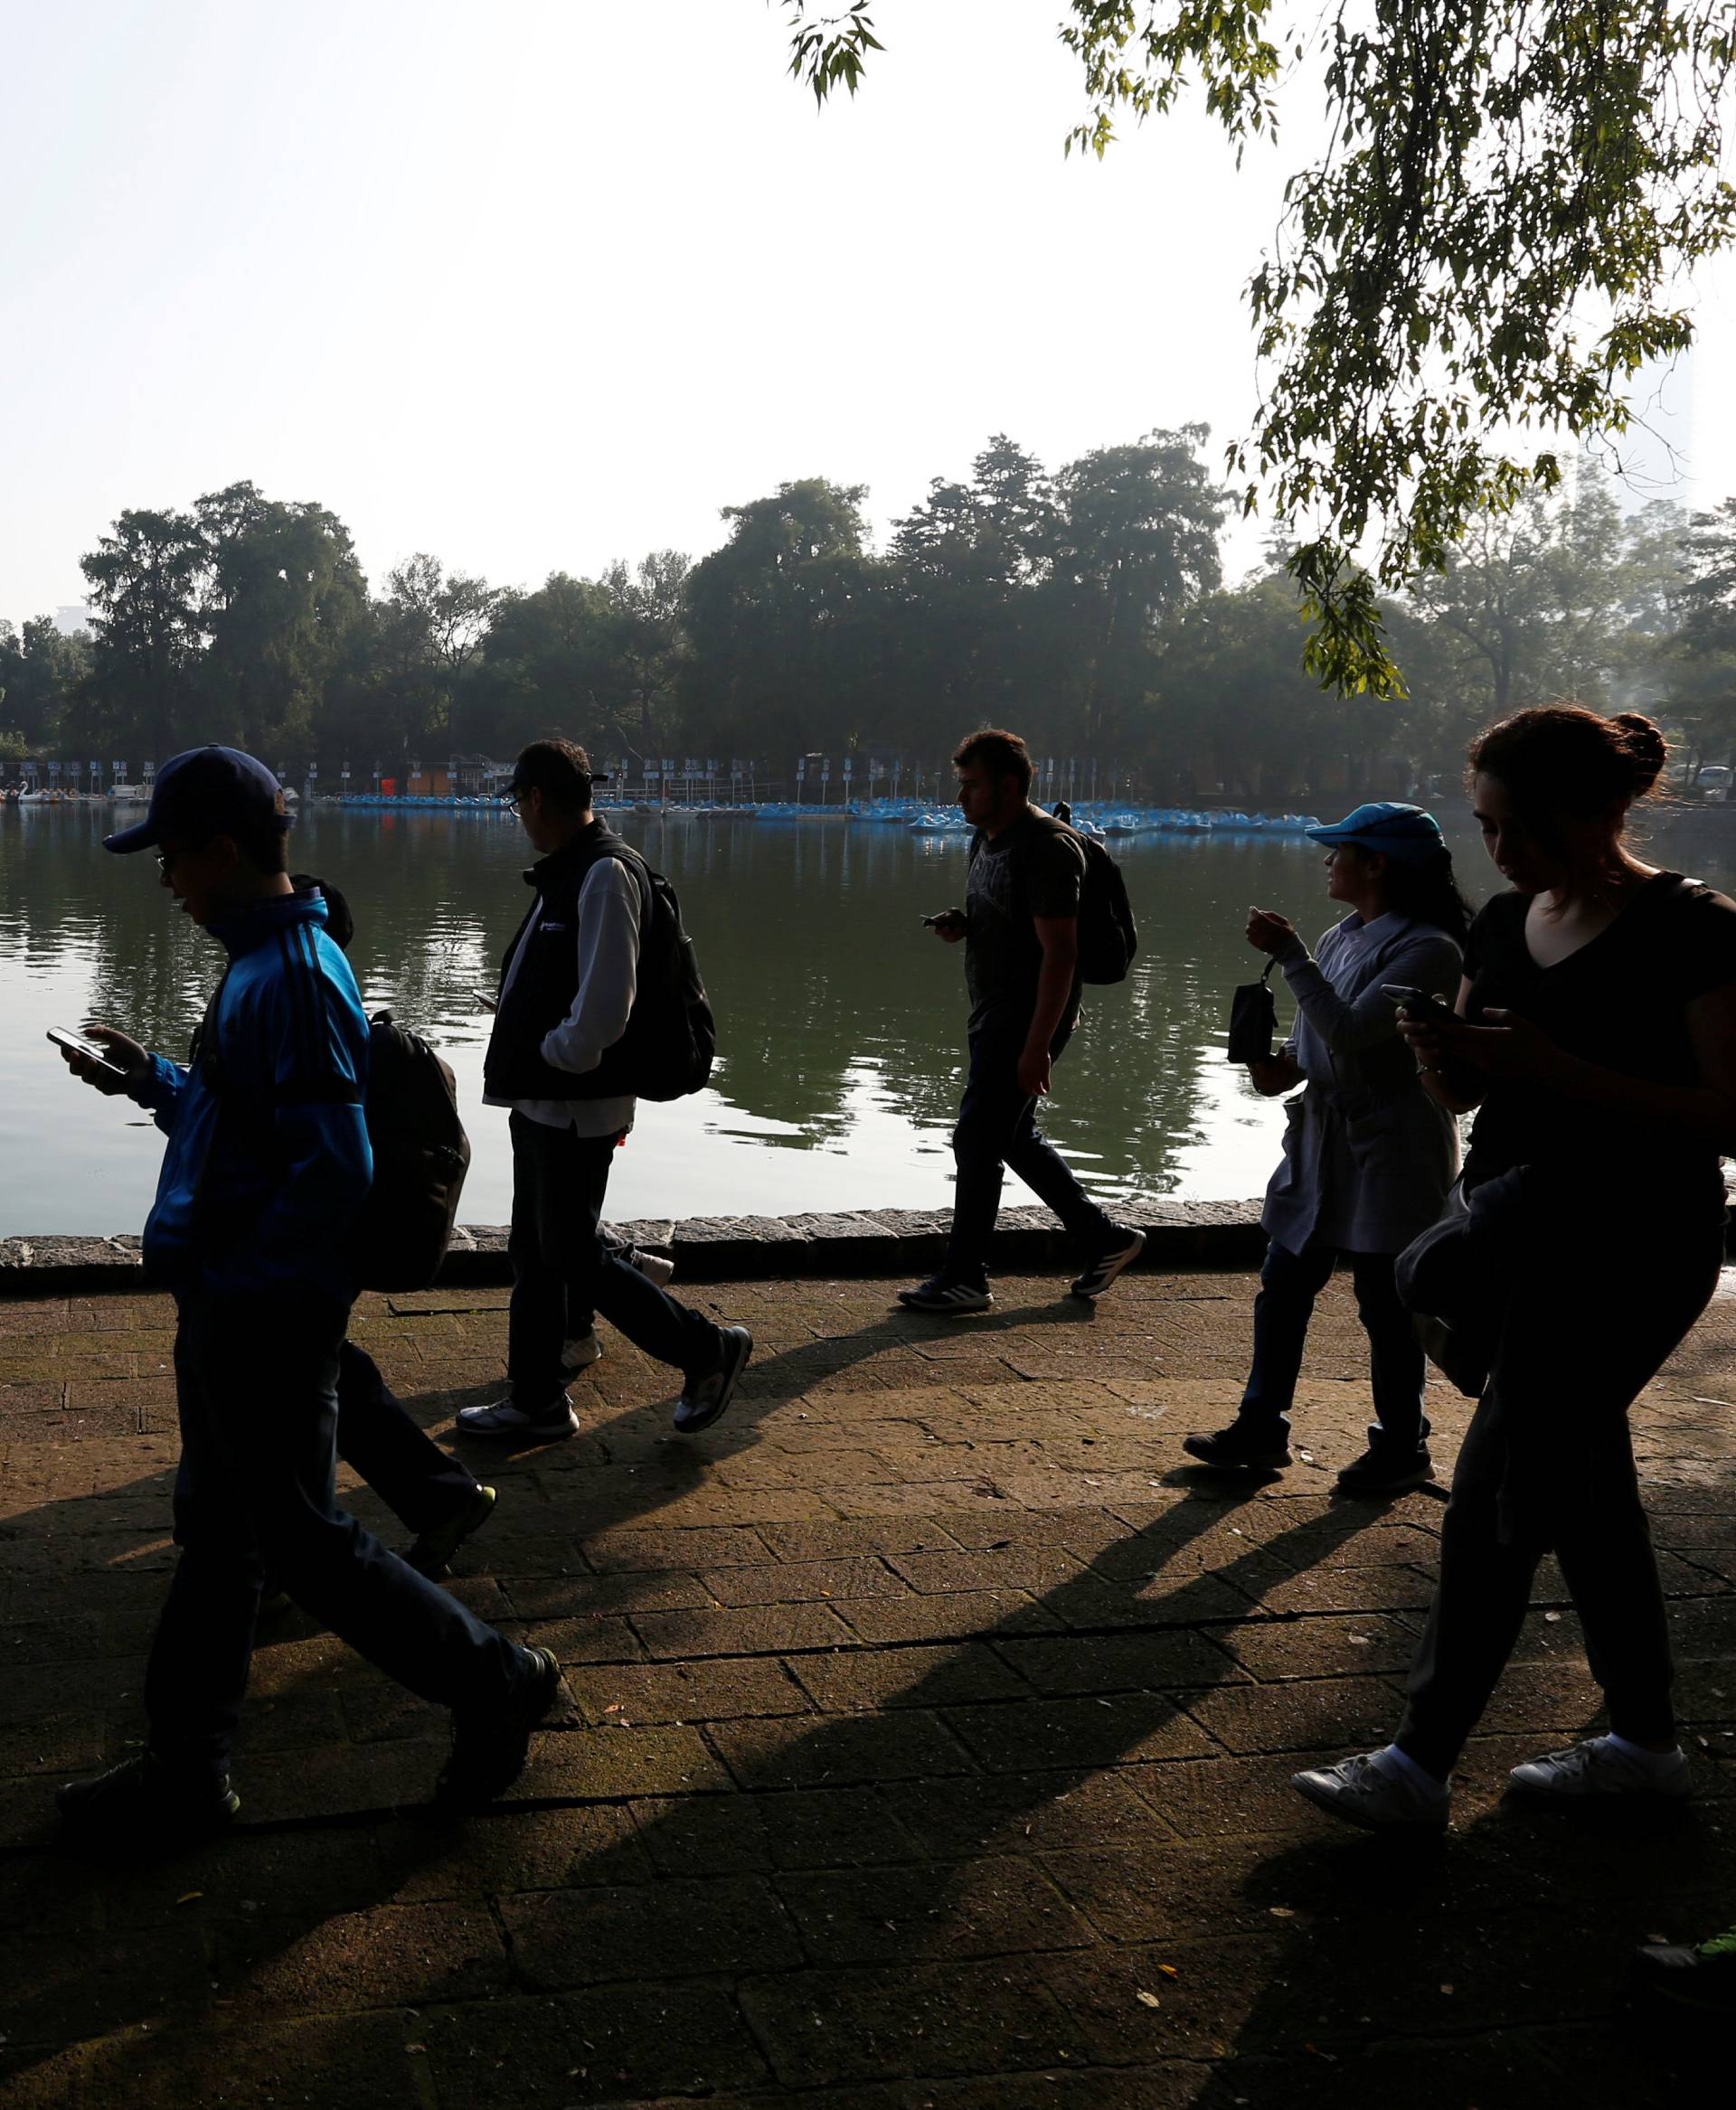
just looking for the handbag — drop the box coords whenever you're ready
[1226,958,1278,1064]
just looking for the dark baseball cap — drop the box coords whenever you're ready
[104,746,291,854]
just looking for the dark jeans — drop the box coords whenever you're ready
[1395,1215,1725,1777]
[943,1021,1116,1286]
[568,1223,633,1339]
[335,1341,478,1536]
[508,1111,718,1407]
[146,1286,526,1778]
[1239,1238,1429,1455]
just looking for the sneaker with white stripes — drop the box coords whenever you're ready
[1508,1735,1691,1801]
[1070,1228,1146,1300]
[896,1276,994,1314]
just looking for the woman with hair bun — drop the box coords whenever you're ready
[1294,704,1736,1832]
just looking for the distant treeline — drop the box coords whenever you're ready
[5,433,1736,801]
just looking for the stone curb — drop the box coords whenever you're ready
[0,1201,1271,1296]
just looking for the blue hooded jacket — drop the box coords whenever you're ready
[126,890,373,1300]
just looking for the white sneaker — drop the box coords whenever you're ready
[561,1329,603,1375]
[1291,1749,1450,1832]
[455,1395,580,1441]
[625,1246,675,1288]
[1508,1735,1691,1801]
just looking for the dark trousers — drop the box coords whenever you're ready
[1240,1238,1429,1454]
[944,1022,1115,1286]
[507,1110,717,1407]
[1395,1217,1725,1776]
[146,1286,525,1778]
[335,1341,478,1536]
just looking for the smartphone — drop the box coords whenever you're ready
[47,1027,130,1080]
[1381,984,1458,1028]
[473,988,500,1013]
[922,911,963,929]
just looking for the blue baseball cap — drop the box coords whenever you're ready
[104,745,290,854]
[1305,801,1444,862]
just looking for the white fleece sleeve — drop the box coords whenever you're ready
[538,860,642,1074]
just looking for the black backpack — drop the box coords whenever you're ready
[352,1015,471,1290]
[1052,803,1138,984]
[195,990,471,1294]
[601,850,716,1102]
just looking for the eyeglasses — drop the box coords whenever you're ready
[156,847,180,880]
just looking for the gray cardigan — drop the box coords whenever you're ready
[1261,910,1462,1257]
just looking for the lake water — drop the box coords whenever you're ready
[4,803,1732,1238]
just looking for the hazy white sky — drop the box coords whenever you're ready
[5,0,1734,629]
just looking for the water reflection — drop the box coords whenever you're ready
[6,802,1732,1238]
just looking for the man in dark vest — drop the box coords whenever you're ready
[462,739,751,1440]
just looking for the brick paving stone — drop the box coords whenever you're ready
[416,1980,771,2106]
[882,1767,1176,1857]
[776,1852,1095,1964]
[566,1656,814,1725]
[789,1639,1032,1713]
[994,1630,1245,1695]
[702,1553,908,1605]
[5,1263,1734,2107]
[502,1874,805,1988]
[737,1957,1093,2088]
[212,1899,509,2017]
[630,1601,857,1660]
[944,1693,1222,1772]
[709,1709,977,1790]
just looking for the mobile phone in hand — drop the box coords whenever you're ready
[1381,984,1458,1029]
[474,988,500,1013]
[47,1027,131,1080]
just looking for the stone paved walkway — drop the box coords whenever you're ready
[2,1266,1733,2108]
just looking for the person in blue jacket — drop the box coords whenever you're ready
[53,747,559,1849]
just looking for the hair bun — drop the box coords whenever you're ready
[1612,711,1668,793]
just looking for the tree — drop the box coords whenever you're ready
[75,508,206,759]
[783,3,1736,695]
[1386,464,1687,780]
[1659,497,1736,780]
[360,553,501,764]
[0,617,90,753]
[1052,426,1227,745]
[467,570,618,756]
[681,479,887,759]
[888,436,1070,739]
[196,482,372,760]
[598,551,693,754]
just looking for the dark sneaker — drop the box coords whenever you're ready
[1182,1420,1291,1471]
[1335,1446,1434,1496]
[455,1394,580,1441]
[1633,1924,1736,2013]
[406,1484,498,1578]
[674,1325,753,1435]
[436,1644,561,1811]
[58,1752,240,1851]
[896,1276,993,1314]
[1070,1228,1146,1300]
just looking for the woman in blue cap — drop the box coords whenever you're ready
[1294,707,1736,1832]
[1184,800,1472,1493]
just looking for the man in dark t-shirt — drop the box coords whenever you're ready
[898,728,1145,1313]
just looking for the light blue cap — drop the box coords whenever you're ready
[1305,801,1444,862]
